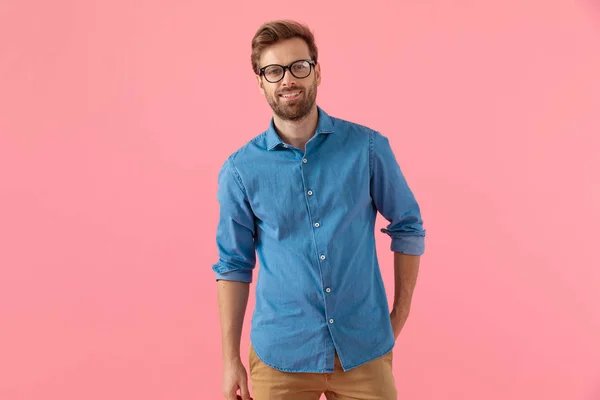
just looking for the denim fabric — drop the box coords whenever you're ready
[212,106,426,373]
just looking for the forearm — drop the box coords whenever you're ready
[391,252,420,315]
[217,280,250,362]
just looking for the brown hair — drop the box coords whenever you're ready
[251,20,318,75]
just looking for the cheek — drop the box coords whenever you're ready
[261,86,268,96]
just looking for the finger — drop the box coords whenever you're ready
[224,390,237,400]
[240,382,252,400]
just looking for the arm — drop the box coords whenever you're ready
[369,130,426,338]
[390,252,420,338]
[212,157,256,400]
[217,280,252,400]
[218,280,250,363]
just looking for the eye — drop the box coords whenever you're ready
[292,62,308,71]
[265,66,283,77]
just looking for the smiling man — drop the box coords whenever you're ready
[212,20,426,400]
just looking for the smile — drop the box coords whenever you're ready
[279,91,302,100]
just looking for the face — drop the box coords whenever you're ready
[257,37,321,122]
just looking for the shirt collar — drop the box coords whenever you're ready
[266,106,335,151]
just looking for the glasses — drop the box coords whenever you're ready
[258,59,316,83]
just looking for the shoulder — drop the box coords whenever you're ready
[327,113,392,155]
[327,113,393,150]
[219,130,269,169]
[329,114,380,137]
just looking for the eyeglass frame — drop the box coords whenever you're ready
[257,59,316,83]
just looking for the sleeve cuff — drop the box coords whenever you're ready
[391,235,425,256]
[215,268,253,283]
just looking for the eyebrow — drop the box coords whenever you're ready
[260,59,312,68]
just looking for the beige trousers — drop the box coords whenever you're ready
[248,345,397,400]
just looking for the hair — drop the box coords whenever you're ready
[251,20,319,75]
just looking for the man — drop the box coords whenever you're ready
[212,19,426,400]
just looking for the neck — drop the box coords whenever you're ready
[273,105,319,150]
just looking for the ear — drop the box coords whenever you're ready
[256,74,266,95]
[315,62,322,86]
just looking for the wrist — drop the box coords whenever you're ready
[222,349,242,363]
[391,306,409,318]
[391,303,409,312]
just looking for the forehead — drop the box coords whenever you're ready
[259,37,311,67]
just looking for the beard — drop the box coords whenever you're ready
[265,80,318,122]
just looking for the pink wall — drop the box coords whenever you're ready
[1,1,599,399]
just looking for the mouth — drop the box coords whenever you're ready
[278,90,302,101]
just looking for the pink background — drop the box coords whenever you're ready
[1,1,599,399]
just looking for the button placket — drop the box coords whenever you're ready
[301,147,334,332]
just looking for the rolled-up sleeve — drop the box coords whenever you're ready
[211,156,256,282]
[370,130,426,255]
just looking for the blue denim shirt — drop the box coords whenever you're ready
[212,106,426,373]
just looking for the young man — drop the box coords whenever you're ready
[212,20,426,400]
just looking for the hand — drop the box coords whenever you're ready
[222,358,252,400]
[390,308,409,340]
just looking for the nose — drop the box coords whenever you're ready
[280,67,297,86]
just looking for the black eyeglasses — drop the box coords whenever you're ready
[258,59,316,83]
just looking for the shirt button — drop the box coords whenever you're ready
[283,144,288,148]
[307,190,313,196]
[329,318,334,324]
[302,158,307,163]
[314,222,320,228]
[325,288,331,293]
[320,254,326,260]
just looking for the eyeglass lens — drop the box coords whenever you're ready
[263,61,312,82]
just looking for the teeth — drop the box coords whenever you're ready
[281,92,300,97]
